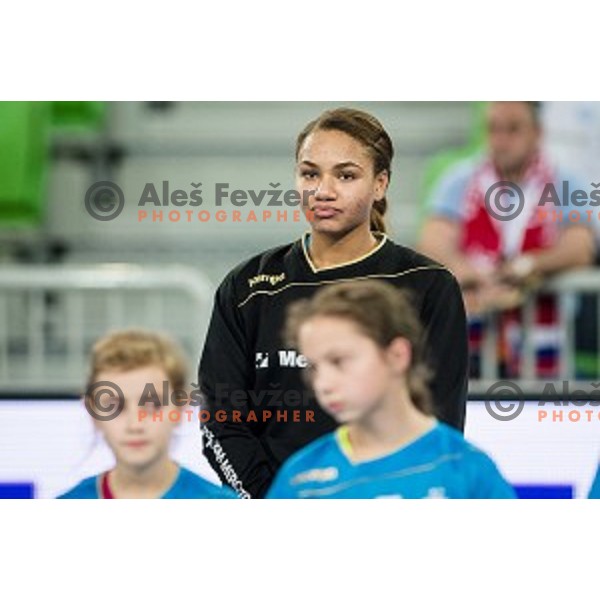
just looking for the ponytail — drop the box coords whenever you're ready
[370,197,388,234]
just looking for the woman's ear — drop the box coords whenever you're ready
[386,337,411,374]
[374,170,389,201]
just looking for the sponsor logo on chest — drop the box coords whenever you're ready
[247,272,286,288]
[255,350,308,369]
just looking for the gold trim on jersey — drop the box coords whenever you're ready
[301,231,388,273]
[236,264,450,309]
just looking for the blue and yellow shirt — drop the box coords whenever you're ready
[268,422,516,499]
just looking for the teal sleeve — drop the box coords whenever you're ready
[469,452,517,499]
[266,466,296,499]
[218,485,242,499]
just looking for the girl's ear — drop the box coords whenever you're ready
[386,337,411,374]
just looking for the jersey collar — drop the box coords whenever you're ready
[300,231,388,274]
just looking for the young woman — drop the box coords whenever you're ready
[199,107,468,498]
[58,329,236,499]
[268,280,514,499]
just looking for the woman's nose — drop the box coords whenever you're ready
[314,175,337,201]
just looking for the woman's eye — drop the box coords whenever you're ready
[339,172,355,181]
[300,170,318,180]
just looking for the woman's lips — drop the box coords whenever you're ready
[313,206,339,219]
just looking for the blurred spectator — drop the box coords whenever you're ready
[419,101,595,378]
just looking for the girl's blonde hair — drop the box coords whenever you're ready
[85,328,189,399]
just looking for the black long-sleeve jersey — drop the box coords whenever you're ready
[198,233,468,498]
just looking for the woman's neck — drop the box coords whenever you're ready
[109,456,179,499]
[345,385,436,462]
[309,226,379,270]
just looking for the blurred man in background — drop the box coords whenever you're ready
[419,101,595,378]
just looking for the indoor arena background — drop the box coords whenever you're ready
[1,101,599,498]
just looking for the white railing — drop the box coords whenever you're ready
[1,264,597,397]
[470,268,600,395]
[0,264,214,394]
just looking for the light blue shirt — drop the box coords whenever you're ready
[267,422,516,499]
[58,465,238,499]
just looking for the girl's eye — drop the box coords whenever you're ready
[330,356,347,367]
